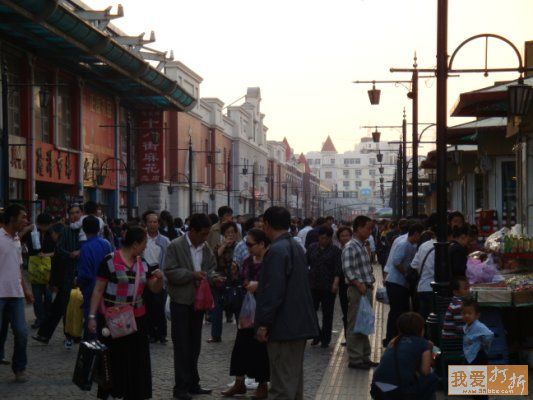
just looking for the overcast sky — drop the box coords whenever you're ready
[86,0,533,156]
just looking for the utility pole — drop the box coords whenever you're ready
[411,58,419,217]
[188,135,193,218]
[397,146,403,217]
[126,113,132,221]
[1,62,9,208]
[402,110,408,217]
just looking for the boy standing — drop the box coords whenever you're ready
[441,276,469,339]
[461,297,494,400]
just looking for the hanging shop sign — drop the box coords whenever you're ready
[9,135,27,180]
[35,141,77,185]
[137,110,164,183]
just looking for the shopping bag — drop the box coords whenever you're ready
[353,295,375,336]
[194,278,214,311]
[72,340,108,391]
[238,292,256,329]
[92,344,112,391]
[165,295,171,321]
[65,288,84,339]
[28,255,52,284]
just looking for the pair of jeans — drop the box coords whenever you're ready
[31,284,51,326]
[0,298,28,373]
[385,282,411,344]
[0,306,10,360]
[170,302,204,396]
[311,288,335,346]
[37,278,73,340]
[145,289,168,341]
[338,281,349,336]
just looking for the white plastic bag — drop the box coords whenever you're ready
[238,292,256,329]
[31,225,41,251]
[165,296,171,321]
[353,295,375,335]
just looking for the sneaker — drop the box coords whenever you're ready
[64,339,73,350]
[0,358,10,365]
[310,338,320,346]
[14,371,28,383]
[32,335,49,345]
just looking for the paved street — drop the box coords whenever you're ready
[0,302,344,399]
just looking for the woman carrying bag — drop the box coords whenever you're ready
[222,229,270,399]
[88,226,164,400]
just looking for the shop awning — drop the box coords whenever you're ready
[0,0,196,110]
[447,117,507,144]
[451,76,533,117]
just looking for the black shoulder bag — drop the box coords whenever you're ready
[405,247,435,291]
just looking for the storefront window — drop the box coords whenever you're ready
[501,161,517,226]
[34,68,51,143]
[57,83,72,148]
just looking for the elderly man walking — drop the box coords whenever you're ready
[255,206,318,400]
[342,215,378,370]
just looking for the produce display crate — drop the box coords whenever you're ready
[471,287,513,306]
[513,289,533,307]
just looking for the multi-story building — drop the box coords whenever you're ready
[306,136,398,217]
[0,1,195,220]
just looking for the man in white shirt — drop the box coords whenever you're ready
[142,211,170,344]
[297,218,313,245]
[70,201,105,241]
[0,204,33,383]
[411,236,436,321]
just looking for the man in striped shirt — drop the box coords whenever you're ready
[342,215,377,369]
[442,276,470,339]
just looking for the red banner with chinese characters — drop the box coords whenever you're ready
[137,110,164,183]
[35,141,78,185]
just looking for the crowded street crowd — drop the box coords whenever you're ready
[0,201,493,400]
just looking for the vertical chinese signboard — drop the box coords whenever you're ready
[137,110,164,183]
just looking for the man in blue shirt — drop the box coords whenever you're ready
[384,223,422,346]
[77,215,112,338]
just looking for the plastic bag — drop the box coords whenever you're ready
[28,255,52,284]
[484,228,508,252]
[238,292,256,329]
[165,296,171,321]
[194,278,214,311]
[65,288,84,339]
[353,295,375,335]
[466,254,498,284]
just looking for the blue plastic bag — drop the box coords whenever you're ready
[353,295,375,335]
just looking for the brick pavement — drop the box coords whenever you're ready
[0,300,344,399]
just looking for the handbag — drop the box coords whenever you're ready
[100,257,142,339]
[222,284,245,314]
[28,255,52,284]
[72,340,109,391]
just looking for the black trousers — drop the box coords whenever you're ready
[37,278,73,340]
[338,281,349,336]
[385,282,410,343]
[311,288,335,346]
[145,289,167,341]
[170,302,204,396]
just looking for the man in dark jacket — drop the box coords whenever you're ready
[256,206,318,400]
[449,224,470,278]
